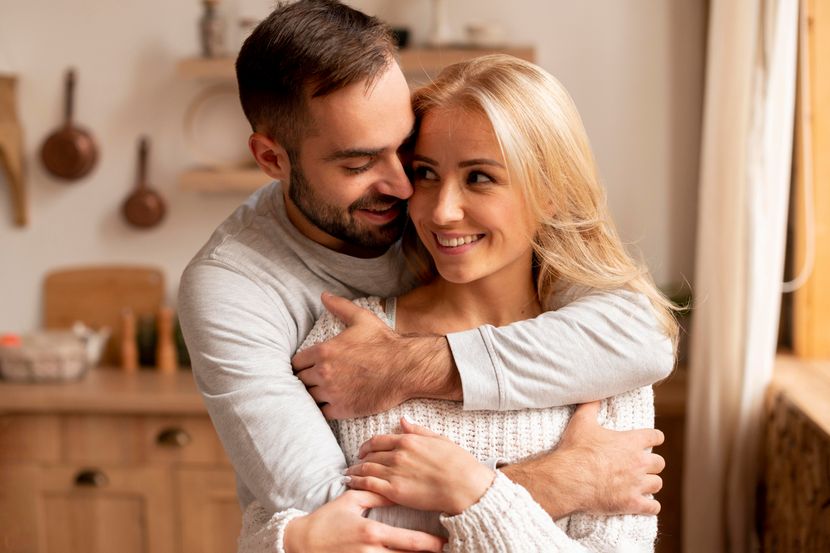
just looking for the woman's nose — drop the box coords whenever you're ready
[432,183,464,225]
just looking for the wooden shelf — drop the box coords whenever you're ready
[179,167,270,193]
[176,46,536,81]
[177,46,535,193]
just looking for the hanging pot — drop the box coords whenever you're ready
[122,136,165,228]
[40,68,98,181]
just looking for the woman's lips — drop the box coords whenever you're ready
[432,232,485,255]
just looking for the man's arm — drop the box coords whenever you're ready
[293,289,673,417]
[499,402,665,519]
[178,261,348,513]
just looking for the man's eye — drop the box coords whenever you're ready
[413,166,438,181]
[345,162,372,175]
[467,171,494,184]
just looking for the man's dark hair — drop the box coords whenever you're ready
[236,0,396,151]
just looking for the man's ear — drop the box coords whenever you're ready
[249,132,291,181]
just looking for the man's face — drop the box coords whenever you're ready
[286,63,415,257]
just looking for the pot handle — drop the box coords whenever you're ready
[64,68,76,126]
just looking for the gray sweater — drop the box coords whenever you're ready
[178,181,674,513]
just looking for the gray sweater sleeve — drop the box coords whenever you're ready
[178,261,348,513]
[448,289,674,411]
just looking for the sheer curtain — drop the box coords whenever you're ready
[683,0,800,551]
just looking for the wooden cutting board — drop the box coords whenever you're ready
[43,266,165,367]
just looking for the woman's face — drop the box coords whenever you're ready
[409,107,537,285]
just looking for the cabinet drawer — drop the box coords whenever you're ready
[143,416,230,465]
[62,415,230,466]
[0,414,61,463]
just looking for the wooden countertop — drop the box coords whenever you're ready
[0,368,206,415]
[771,353,830,436]
[0,364,689,416]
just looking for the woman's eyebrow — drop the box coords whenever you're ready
[413,154,439,166]
[459,158,504,169]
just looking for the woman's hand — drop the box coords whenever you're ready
[345,417,496,515]
[284,489,445,553]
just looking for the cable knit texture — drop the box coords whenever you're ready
[239,297,657,552]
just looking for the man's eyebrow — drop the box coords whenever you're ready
[323,148,385,162]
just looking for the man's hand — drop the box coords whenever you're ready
[501,401,665,519]
[292,293,461,419]
[283,490,445,553]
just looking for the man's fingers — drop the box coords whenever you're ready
[307,385,328,404]
[373,523,446,552]
[647,452,666,475]
[295,367,320,386]
[321,291,369,326]
[639,497,661,516]
[642,474,663,495]
[291,346,315,372]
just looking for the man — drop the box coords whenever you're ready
[178,1,672,550]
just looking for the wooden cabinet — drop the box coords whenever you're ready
[0,371,239,553]
[177,468,241,553]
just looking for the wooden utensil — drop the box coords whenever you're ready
[0,73,26,225]
[122,136,166,228]
[43,265,165,367]
[40,68,98,181]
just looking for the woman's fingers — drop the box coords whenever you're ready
[340,489,395,511]
[357,451,399,467]
[347,461,389,478]
[345,475,394,497]
[358,434,402,458]
[369,521,446,552]
[399,416,441,437]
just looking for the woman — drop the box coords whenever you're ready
[241,54,677,552]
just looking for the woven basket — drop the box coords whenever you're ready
[0,331,88,382]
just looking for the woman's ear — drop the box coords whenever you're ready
[249,132,291,181]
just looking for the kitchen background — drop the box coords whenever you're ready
[0,0,705,332]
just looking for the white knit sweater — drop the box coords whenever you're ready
[239,297,657,552]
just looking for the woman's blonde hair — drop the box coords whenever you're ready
[405,54,679,343]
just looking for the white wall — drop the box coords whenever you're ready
[0,0,705,333]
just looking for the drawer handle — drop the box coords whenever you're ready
[156,427,192,448]
[74,469,108,488]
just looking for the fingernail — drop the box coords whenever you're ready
[402,415,414,425]
[341,468,349,475]
[342,476,352,484]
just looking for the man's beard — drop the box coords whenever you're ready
[288,162,407,252]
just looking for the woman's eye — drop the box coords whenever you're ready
[413,166,438,181]
[467,171,494,184]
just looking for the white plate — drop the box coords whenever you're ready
[184,84,253,168]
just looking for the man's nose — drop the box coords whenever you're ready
[375,154,413,200]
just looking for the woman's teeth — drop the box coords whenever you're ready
[436,234,482,247]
